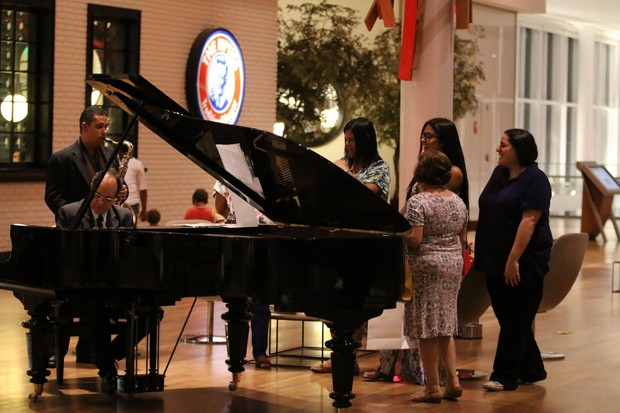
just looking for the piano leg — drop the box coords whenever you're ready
[22,306,52,400]
[308,308,383,409]
[324,324,361,409]
[221,297,251,391]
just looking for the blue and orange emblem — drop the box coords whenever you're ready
[186,29,245,124]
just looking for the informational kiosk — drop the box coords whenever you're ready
[576,161,620,241]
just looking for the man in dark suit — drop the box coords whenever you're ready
[56,169,134,392]
[45,106,121,218]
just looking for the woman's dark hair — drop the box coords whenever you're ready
[505,128,538,166]
[414,150,453,187]
[343,117,381,169]
[192,188,209,204]
[406,118,469,209]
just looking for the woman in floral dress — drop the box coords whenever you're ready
[404,150,468,403]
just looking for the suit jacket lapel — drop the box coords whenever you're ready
[83,206,95,229]
[71,141,91,187]
[106,206,120,228]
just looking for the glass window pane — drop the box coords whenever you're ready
[1,40,14,71]
[566,106,577,176]
[105,51,125,73]
[567,37,578,103]
[1,10,13,40]
[16,12,30,42]
[545,33,555,101]
[0,133,10,161]
[106,22,126,51]
[522,28,533,98]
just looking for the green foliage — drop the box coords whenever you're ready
[365,26,401,150]
[277,1,377,146]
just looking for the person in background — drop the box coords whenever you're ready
[184,188,215,222]
[213,180,272,368]
[311,117,390,375]
[146,208,161,226]
[363,118,469,384]
[404,151,468,403]
[123,151,148,223]
[475,129,552,392]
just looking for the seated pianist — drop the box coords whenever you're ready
[56,168,156,392]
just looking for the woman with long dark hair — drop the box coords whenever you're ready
[311,117,391,375]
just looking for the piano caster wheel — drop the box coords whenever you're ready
[228,372,242,391]
[28,384,43,401]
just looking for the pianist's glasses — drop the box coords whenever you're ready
[94,192,115,203]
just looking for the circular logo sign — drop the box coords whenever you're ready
[186,29,245,124]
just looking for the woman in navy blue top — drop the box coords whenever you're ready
[475,129,553,392]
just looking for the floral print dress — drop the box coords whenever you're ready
[403,192,468,339]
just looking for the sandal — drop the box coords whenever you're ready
[255,355,271,369]
[362,369,393,382]
[411,389,443,403]
[310,362,331,374]
[443,386,463,399]
[310,361,360,375]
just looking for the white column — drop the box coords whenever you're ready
[399,0,454,208]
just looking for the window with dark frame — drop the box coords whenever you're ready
[0,0,53,181]
[86,5,140,153]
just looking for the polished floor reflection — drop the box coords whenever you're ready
[2,218,620,412]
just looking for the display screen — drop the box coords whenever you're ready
[590,166,620,192]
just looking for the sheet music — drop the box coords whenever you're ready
[216,143,262,226]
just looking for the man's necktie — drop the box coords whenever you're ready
[96,215,104,229]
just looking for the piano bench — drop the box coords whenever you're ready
[268,312,328,368]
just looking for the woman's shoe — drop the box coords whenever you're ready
[310,361,331,373]
[411,389,443,403]
[362,369,393,382]
[443,386,463,399]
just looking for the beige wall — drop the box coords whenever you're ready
[0,0,278,251]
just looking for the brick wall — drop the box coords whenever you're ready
[0,0,277,251]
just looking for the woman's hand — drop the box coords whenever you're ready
[504,258,521,287]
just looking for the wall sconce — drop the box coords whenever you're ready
[1,94,28,122]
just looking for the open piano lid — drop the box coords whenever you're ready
[87,74,410,233]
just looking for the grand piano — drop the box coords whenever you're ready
[0,74,409,409]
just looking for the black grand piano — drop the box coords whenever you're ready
[0,74,408,409]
